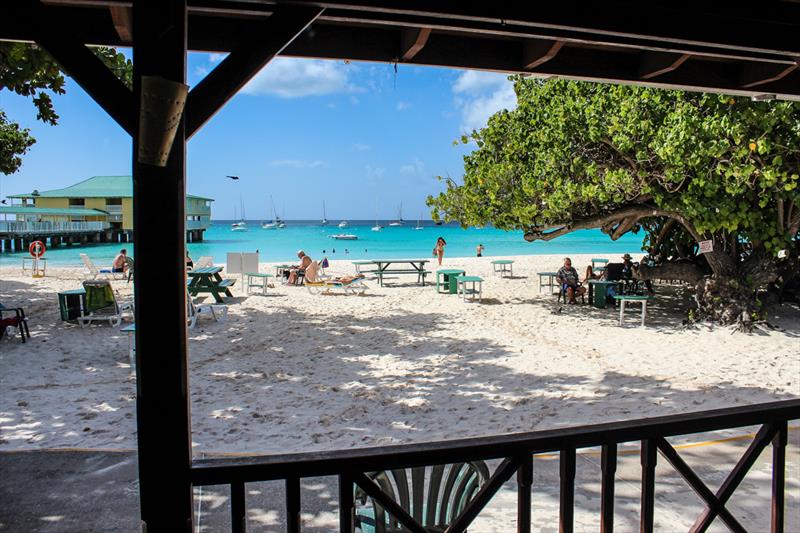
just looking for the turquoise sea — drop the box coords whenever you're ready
[0,221,645,266]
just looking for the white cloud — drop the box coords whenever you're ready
[400,158,425,175]
[269,160,327,168]
[365,166,385,179]
[242,58,359,98]
[353,143,371,151]
[209,53,227,63]
[452,71,516,133]
[194,65,209,78]
[396,101,411,111]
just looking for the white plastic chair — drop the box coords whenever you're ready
[187,292,227,329]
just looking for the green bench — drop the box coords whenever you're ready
[490,259,514,277]
[245,272,273,295]
[456,275,484,302]
[613,295,651,326]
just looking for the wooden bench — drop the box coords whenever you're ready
[375,269,430,286]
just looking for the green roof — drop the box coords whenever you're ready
[0,206,109,216]
[7,175,214,201]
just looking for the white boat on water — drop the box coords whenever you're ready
[330,233,358,240]
[262,196,278,229]
[389,202,404,226]
[371,199,383,231]
[338,220,349,228]
[415,214,424,230]
[231,198,248,231]
[321,201,328,226]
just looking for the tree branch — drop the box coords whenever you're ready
[525,203,703,243]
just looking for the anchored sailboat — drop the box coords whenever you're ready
[321,201,328,226]
[372,199,383,231]
[261,196,278,229]
[415,213,424,230]
[231,196,247,231]
[389,201,404,226]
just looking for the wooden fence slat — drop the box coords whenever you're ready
[231,481,246,533]
[772,421,788,533]
[640,440,656,533]
[601,444,617,533]
[559,448,576,533]
[517,455,533,533]
[339,473,354,532]
[286,476,301,533]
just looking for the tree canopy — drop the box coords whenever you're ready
[0,42,132,174]
[428,78,800,325]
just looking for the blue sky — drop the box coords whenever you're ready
[1,53,517,220]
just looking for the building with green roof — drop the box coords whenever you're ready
[7,175,213,241]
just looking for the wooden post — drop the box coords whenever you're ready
[517,454,533,533]
[132,1,193,531]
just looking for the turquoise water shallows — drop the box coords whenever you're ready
[0,221,645,266]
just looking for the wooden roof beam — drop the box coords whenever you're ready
[400,27,431,61]
[639,52,690,80]
[20,0,134,135]
[185,5,323,138]
[109,5,132,44]
[522,39,564,70]
[740,61,800,89]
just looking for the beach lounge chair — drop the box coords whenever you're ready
[305,275,368,295]
[354,461,490,533]
[80,253,125,280]
[195,256,214,268]
[187,292,227,329]
[78,280,133,327]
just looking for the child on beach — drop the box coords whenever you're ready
[433,237,446,266]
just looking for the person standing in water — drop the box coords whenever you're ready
[476,244,485,257]
[433,237,446,266]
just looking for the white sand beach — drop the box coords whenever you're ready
[1,253,798,455]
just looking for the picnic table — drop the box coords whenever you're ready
[352,260,377,274]
[371,259,430,287]
[436,269,466,294]
[491,259,514,277]
[537,271,559,294]
[187,266,235,303]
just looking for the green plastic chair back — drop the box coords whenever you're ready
[356,461,490,533]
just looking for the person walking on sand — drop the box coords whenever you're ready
[433,237,446,266]
[476,244,485,257]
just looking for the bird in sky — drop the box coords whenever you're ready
[226,175,240,180]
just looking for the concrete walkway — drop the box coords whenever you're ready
[1,429,797,532]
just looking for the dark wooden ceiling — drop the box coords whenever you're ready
[5,1,800,100]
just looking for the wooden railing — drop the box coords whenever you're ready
[191,400,799,532]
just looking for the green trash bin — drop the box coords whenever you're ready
[589,281,619,309]
[58,289,86,321]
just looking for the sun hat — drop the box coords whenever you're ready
[622,253,632,259]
